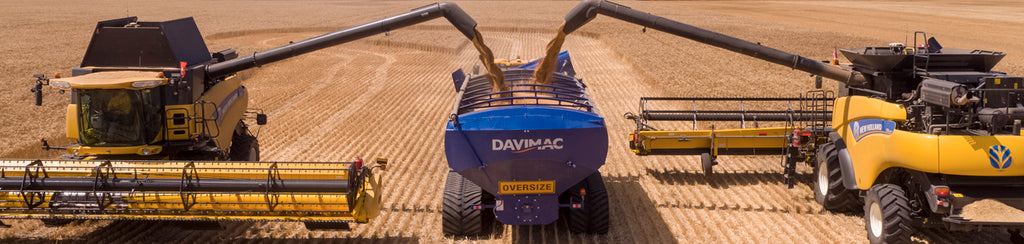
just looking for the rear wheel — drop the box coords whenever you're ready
[229,125,259,161]
[813,142,859,212]
[568,173,609,234]
[865,184,913,244]
[442,171,491,236]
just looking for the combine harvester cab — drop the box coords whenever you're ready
[443,52,610,235]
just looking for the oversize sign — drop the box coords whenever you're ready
[498,181,556,195]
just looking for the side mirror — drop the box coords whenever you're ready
[376,158,388,171]
[31,74,47,106]
[256,114,268,125]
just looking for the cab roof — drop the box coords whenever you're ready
[51,71,167,89]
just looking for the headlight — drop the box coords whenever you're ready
[141,148,150,155]
[72,149,80,156]
[51,81,71,89]
[131,80,164,88]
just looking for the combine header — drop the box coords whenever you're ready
[19,2,485,228]
[561,0,1024,242]
[443,52,610,235]
[624,93,834,184]
[0,159,383,225]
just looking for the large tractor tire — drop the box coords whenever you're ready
[442,171,492,236]
[865,184,914,244]
[568,173,610,234]
[813,142,860,212]
[229,126,259,162]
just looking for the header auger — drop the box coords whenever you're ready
[559,0,1024,242]
[19,2,482,229]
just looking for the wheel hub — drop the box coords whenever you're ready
[817,161,829,195]
[869,201,883,237]
[248,147,258,161]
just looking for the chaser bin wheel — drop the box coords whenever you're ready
[442,171,492,236]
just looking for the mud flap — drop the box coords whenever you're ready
[829,132,859,190]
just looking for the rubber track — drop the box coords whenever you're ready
[866,184,913,244]
[816,142,860,212]
[569,173,610,234]
[442,171,482,236]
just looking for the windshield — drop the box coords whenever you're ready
[78,89,162,146]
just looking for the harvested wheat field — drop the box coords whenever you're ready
[2,0,1024,243]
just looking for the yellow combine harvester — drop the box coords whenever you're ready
[20,2,483,228]
[561,0,1024,242]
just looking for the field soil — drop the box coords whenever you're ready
[1,0,1022,243]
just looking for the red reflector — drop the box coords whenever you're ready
[473,205,482,210]
[801,132,813,136]
[791,129,801,146]
[571,204,582,209]
[758,132,767,136]
[935,187,950,196]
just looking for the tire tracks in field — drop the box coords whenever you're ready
[261,47,393,161]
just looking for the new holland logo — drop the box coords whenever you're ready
[492,138,564,153]
[989,145,1012,171]
[850,119,896,142]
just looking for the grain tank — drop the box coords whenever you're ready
[442,52,610,235]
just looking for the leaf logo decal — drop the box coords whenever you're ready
[988,145,1012,171]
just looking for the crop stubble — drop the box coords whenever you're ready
[0,0,1020,243]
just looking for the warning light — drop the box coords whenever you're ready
[180,61,187,76]
[473,205,482,210]
[354,157,363,169]
[54,73,61,78]
[935,187,950,197]
[571,203,582,209]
